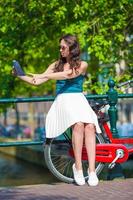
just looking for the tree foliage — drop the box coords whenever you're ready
[0,0,132,98]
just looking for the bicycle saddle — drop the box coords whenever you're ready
[89,99,108,110]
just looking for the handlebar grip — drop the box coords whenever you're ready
[117,80,133,88]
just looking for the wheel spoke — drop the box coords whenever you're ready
[63,159,73,178]
[44,132,105,183]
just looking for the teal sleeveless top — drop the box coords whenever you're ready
[56,75,85,95]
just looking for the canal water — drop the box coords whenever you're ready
[0,152,59,187]
[0,152,132,187]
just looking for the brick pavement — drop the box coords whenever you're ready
[0,178,132,200]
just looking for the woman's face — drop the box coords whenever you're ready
[59,39,70,58]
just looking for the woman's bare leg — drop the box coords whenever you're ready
[84,123,96,172]
[72,122,84,170]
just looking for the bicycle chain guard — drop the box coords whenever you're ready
[95,143,129,163]
[69,144,129,163]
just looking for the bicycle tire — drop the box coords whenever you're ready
[44,131,105,183]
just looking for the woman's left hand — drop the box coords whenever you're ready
[32,77,37,84]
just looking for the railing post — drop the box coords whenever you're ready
[107,78,118,138]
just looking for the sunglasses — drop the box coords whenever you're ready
[59,45,68,51]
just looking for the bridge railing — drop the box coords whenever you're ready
[0,79,133,147]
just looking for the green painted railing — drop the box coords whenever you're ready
[0,79,133,147]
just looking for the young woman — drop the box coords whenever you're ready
[13,34,101,186]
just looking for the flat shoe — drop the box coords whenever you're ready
[87,171,99,186]
[72,164,85,186]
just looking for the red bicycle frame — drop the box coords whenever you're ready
[103,122,133,154]
[69,119,133,164]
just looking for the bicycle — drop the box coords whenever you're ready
[44,79,133,183]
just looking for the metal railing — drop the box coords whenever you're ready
[0,79,133,147]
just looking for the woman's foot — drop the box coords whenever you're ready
[72,163,85,186]
[87,171,99,186]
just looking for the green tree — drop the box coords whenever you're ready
[0,0,132,98]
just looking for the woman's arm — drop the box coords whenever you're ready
[43,69,73,80]
[40,61,88,80]
[18,75,48,85]
[12,62,56,85]
[28,62,56,78]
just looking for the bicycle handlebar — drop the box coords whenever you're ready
[117,80,133,88]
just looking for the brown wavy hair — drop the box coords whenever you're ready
[54,34,81,73]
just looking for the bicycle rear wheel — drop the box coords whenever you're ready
[44,129,105,183]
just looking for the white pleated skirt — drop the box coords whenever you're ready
[46,93,101,138]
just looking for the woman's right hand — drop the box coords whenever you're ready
[27,73,41,79]
[11,68,17,76]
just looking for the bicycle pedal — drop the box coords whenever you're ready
[108,149,124,169]
[108,162,116,169]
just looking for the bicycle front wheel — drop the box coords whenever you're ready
[44,130,105,183]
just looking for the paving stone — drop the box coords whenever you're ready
[0,178,133,200]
